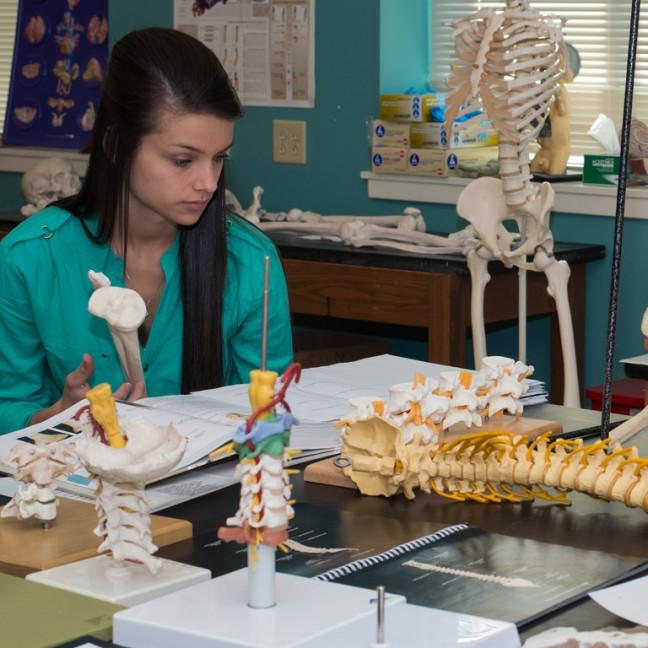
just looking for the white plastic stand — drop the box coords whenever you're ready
[113,568,404,648]
[113,568,520,648]
[309,601,520,648]
[26,555,210,607]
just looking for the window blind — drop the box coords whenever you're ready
[0,1,18,136]
[430,1,648,155]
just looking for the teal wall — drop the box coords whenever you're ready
[0,0,642,400]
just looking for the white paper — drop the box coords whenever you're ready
[173,0,315,107]
[589,574,648,626]
[620,353,648,366]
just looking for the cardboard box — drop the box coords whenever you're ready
[371,120,410,148]
[379,94,440,123]
[406,147,499,177]
[583,155,620,185]
[371,147,408,174]
[410,121,498,149]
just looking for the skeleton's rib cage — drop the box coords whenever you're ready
[444,0,566,210]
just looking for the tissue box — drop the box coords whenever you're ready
[371,120,410,147]
[407,147,499,177]
[583,155,620,185]
[379,94,440,122]
[410,121,498,149]
[371,147,408,174]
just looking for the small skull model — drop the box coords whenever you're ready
[20,157,82,217]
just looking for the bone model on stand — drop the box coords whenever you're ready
[73,382,186,574]
[1,442,77,526]
[217,256,301,609]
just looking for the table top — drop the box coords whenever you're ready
[0,403,642,645]
[269,232,606,275]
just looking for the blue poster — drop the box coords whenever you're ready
[3,0,109,150]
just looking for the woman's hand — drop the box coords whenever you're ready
[29,353,146,425]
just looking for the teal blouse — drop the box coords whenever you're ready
[0,206,293,434]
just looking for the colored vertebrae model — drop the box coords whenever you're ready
[74,383,186,573]
[218,363,301,549]
[339,365,648,512]
[341,356,534,445]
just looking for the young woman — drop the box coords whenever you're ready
[0,27,293,434]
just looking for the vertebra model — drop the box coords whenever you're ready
[74,383,186,574]
[339,413,648,510]
[1,442,77,525]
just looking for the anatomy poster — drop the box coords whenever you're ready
[3,0,109,149]
[174,0,315,107]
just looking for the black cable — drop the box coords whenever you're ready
[601,0,642,440]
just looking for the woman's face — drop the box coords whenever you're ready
[128,110,235,229]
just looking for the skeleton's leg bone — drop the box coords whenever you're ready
[534,248,580,407]
[466,248,491,369]
[88,286,147,388]
[609,406,648,445]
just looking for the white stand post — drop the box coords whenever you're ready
[518,267,527,363]
[247,544,275,609]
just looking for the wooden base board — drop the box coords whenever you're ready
[0,498,192,577]
[304,415,562,490]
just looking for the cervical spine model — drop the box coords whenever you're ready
[74,383,186,574]
[217,363,300,608]
[218,364,300,545]
[443,0,580,408]
[1,443,77,524]
[340,416,648,510]
[341,356,533,445]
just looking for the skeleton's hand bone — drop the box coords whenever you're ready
[88,282,147,388]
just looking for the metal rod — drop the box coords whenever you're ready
[601,0,641,440]
[376,585,385,643]
[260,256,270,372]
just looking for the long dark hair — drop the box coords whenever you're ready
[58,27,243,393]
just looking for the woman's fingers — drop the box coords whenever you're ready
[65,353,95,390]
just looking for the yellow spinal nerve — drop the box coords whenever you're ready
[248,370,278,420]
[86,383,126,448]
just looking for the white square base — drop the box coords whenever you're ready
[311,602,520,648]
[113,569,405,648]
[26,555,211,607]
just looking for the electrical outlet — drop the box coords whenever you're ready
[273,120,306,164]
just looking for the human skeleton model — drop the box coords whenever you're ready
[217,362,300,607]
[1,442,77,525]
[73,383,186,574]
[440,0,580,408]
[88,269,147,389]
[224,188,459,254]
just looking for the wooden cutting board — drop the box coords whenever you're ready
[0,498,192,577]
[304,415,562,490]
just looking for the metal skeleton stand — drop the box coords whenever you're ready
[600,0,642,440]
